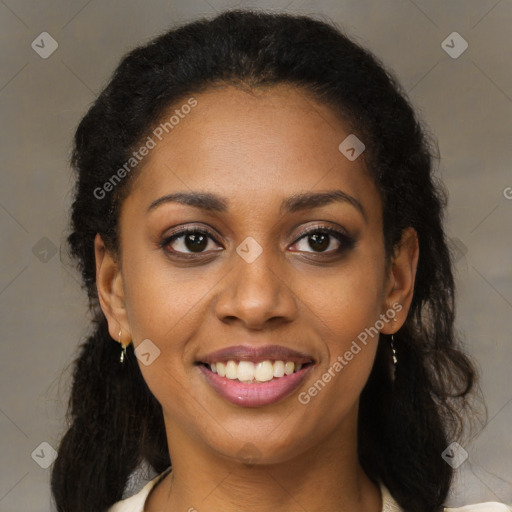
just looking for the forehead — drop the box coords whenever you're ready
[123,83,381,220]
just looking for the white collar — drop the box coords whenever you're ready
[111,468,404,512]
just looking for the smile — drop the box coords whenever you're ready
[204,359,310,383]
[198,360,315,407]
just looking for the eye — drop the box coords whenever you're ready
[160,227,222,257]
[290,225,355,255]
[159,224,355,259]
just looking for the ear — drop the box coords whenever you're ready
[380,227,419,334]
[94,233,131,344]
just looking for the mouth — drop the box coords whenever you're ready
[196,344,316,407]
[197,359,315,383]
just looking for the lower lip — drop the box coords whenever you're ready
[198,364,313,407]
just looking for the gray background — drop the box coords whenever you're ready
[0,0,511,510]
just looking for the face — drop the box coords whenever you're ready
[96,83,417,465]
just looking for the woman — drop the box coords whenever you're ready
[51,9,510,512]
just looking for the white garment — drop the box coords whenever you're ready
[108,467,511,512]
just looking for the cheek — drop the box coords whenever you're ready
[122,264,203,424]
[122,244,214,340]
[297,251,385,399]
[295,288,382,441]
[121,249,223,405]
[303,254,385,347]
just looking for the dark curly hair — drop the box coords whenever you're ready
[51,9,481,512]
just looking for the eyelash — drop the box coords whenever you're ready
[159,225,355,259]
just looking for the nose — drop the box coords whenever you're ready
[213,242,298,330]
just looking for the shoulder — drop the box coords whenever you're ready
[445,503,511,512]
[379,482,510,512]
[107,467,172,512]
[107,481,152,512]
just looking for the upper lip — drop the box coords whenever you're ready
[197,344,315,365]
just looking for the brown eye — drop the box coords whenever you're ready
[290,226,355,254]
[161,228,222,256]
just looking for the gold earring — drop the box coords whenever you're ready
[118,329,128,363]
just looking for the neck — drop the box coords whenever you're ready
[146,407,382,512]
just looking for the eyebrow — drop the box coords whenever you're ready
[147,189,367,222]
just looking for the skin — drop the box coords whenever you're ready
[95,83,419,512]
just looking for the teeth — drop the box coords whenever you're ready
[208,359,307,382]
[225,360,238,379]
[273,360,285,378]
[254,361,274,382]
[237,361,255,382]
[216,362,226,377]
